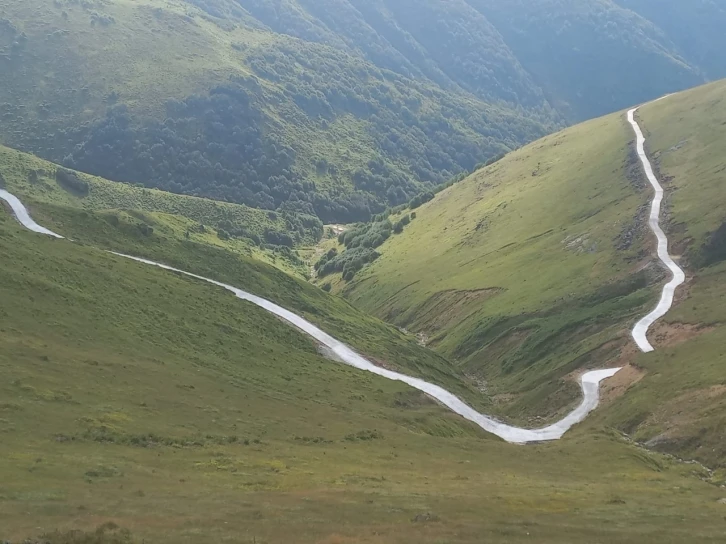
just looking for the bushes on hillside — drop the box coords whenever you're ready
[56,167,89,195]
[316,214,416,281]
[264,229,295,248]
[314,248,339,272]
[317,246,380,280]
[409,191,435,210]
[393,214,411,234]
[339,220,393,250]
[698,221,726,267]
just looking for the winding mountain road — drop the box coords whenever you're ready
[0,103,682,443]
[627,107,686,352]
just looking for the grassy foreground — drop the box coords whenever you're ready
[2,208,726,543]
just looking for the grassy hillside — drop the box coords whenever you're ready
[0,143,323,275]
[341,80,726,465]
[3,187,726,543]
[0,144,494,408]
[594,80,726,467]
[342,106,653,420]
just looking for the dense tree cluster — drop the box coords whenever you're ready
[55,167,89,195]
[61,43,535,224]
[316,214,415,280]
[317,246,380,281]
[338,220,394,250]
[64,85,304,210]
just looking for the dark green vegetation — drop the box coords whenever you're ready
[615,0,726,78]
[3,0,725,224]
[315,213,418,281]
[341,80,726,468]
[4,158,726,544]
[466,0,712,120]
[0,0,553,224]
[194,0,724,121]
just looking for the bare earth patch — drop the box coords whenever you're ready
[600,365,646,404]
[563,339,645,405]
[571,321,714,405]
[648,321,716,349]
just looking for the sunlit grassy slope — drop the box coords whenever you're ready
[0,143,316,275]
[344,105,653,416]
[594,80,726,467]
[3,197,726,543]
[343,81,726,464]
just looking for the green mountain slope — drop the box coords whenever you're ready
[0,0,553,224]
[615,0,726,78]
[0,143,322,275]
[597,80,726,466]
[3,150,726,543]
[3,0,724,225]
[198,0,713,120]
[0,147,486,405]
[340,80,726,465]
[467,0,702,120]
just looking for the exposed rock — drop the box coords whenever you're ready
[562,233,598,253]
[615,204,648,251]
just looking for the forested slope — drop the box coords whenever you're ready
[2,0,723,224]
[0,0,553,224]
[614,0,726,78]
